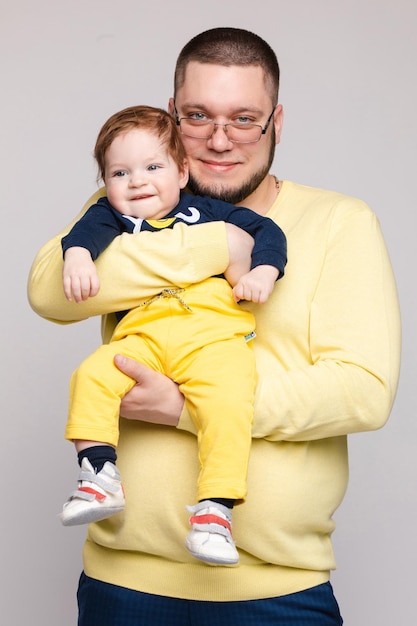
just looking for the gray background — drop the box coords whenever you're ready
[1,1,415,624]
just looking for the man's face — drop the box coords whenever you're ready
[170,62,283,205]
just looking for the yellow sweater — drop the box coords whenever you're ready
[28,180,401,600]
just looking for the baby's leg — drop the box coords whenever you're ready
[61,335,162,526]
[181,336,256,565]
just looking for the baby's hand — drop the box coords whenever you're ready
[232,265,279,304]
[63,247,100,303]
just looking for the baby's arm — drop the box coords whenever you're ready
[232,264,280,304]
[63,247,100,303]
[223,226,279,303]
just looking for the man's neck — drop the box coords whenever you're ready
[241,174,281,215]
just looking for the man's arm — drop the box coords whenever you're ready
[28,189,231,323]
[249,203,401,441]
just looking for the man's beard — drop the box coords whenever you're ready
[187,133,276,205]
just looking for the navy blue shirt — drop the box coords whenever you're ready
[62,192,287,276]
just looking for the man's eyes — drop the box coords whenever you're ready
[186,112,255,125]
[234,116,254,125]
[188,112,209,121]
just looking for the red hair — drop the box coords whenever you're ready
[94,105,186,181]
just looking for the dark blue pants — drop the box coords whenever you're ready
[77,572,343,625]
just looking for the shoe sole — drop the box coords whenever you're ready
[185,542,239,566]
[60,505,125,526]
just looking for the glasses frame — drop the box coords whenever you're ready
[173,104,276,144]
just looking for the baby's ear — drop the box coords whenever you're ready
[179,159,189,188]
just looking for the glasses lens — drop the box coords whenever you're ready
[179,119,213,139]
[227,124,262,143]
[178,119,263,143]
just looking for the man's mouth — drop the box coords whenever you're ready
[200,159,241,173]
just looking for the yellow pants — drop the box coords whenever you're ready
[66,278,256,501]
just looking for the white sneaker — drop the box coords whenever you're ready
[60,458,125,526]
[185,500,239,565]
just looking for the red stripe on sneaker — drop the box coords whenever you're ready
[189,514,232,533]
[78,486,106,501]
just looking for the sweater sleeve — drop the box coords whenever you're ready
[28,189,230,324]
[225,206,287,276]
[61,199,132,260]
[250,203,401,441]
[203,197,287,276]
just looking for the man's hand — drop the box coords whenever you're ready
[115,355,184,426]
[63,247,100,303]
[232,265,279,303]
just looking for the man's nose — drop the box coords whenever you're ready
[206,124,233,151]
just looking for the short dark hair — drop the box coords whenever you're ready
[174,27,280,105]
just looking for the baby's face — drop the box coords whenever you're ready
[104,129,188,219]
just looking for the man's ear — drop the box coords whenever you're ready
[273,104,284,145]
[168,97,175,115]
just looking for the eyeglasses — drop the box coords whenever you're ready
[173,105,276,144]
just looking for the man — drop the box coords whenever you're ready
[28,27,401,625]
